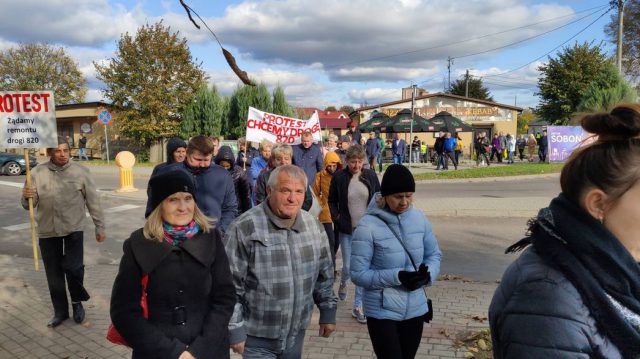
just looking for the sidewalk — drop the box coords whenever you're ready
[0,254,496,359]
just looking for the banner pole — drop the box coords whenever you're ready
[24,149,38,271]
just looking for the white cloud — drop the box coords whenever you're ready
[0,0,142,46]
[211,0,575,82]
[331,65,439,82]
[348,88,400,105]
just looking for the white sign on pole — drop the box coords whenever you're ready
[0,91,58,148]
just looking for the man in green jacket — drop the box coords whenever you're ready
[22,137,106,328]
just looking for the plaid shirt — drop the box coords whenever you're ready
[224,202,337,350]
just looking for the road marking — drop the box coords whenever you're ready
[2,204,142,231]
[0,180,24,188]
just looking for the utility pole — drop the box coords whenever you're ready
[616,0,625,74]
[409,84,416,169]
[447,57,453,91]
[465,69,470,97]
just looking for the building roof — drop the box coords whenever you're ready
[294,107,350,129]
[56,101,110,110]
[356,92,523,112]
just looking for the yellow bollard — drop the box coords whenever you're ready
[115,151,138,193]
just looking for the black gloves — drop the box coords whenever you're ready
[398,264,431,291]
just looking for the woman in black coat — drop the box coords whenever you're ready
[489,104,640,358]
[110,170,236,359]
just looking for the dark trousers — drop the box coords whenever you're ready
[538,147,547,162]
[367,316,424,359]
[476,152,489,165]
[518,148,525,160]
[490,147,502,162]
[39,232,89,316]
[322,223,336,269]
[444,151,457,169]
[244,331,306,359]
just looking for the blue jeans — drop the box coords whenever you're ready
[78,148,88,161]
[411,149,420,163]
[393,154,404,164]
[507,151,514,163]
[340,232,363,309]
[243,331,306,359]
[377,153,383,173]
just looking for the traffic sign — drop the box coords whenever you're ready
[97,108,112,125]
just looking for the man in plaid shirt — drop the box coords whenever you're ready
[225,165,337,357]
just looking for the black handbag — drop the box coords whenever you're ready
[374,216,434,323]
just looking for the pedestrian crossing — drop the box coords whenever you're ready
[2,204,141,231]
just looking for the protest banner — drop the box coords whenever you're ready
[0,90,58,271]
[246,107,321,144]
[547,126,592,162]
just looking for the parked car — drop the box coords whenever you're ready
[0,152,37,176]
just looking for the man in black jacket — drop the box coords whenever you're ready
[328,145,380,324]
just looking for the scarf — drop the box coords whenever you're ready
[507,194,640,357]
[162,220,200,246]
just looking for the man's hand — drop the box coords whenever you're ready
[230,341,245,354]
[22,186,36,199]
[318,323,336,338]
[96,233,106,243]
[178,351,195,359]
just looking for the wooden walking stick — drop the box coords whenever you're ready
[24,149,38,271]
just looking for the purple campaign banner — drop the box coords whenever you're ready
[547,126,590,162]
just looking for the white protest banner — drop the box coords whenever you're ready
[246,107,321,144]
[0,91,58,148]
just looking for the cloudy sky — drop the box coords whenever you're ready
[0,0,616,110]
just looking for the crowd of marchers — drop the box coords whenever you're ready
[21,103,640,358]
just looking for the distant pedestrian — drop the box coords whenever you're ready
[527,134,537,162]
[411,136,421,164]
[516,135,526,161]
[292,130,323,185]
[313,151,342,267]
[22,136,106,327]
[78,134,89,161]
[348,122,362,145]
[506,134,516,164]
[538,130,548,162]
[433,133,446,170]
[454,133,463,164]
[490,134,502,163]
[351,164,442,359]
[322,134,339,158]
[250,139,273,187]
[391,133,407,164]
[376,132,385,173]
[443,132,458,170]
[365,132,380,172]
[475,132,490,166]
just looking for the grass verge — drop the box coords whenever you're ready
[413,163,564,180]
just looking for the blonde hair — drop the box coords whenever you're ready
[259,139,273,151]
[272,143,293,158]
[327,134,338,143]
[143,204,211,242]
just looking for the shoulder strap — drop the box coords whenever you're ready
[373,215,418,271]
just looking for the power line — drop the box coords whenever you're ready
[483,5,614,79]
[320,4,608,70]
[451,6,609,61]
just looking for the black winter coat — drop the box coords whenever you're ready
[489,247,622,358]
[328,168,380,234]
[110,228,236,359]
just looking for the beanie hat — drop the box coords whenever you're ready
[146,170,195,217]
[380,164,415,196]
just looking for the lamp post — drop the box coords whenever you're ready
[409,84,416,168]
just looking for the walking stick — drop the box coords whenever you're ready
[24,149,38,271]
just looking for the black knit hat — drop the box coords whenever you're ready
[380,164,415,196]
[146,170,195,217]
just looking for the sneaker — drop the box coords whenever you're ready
[352,307,367,324]
[338,282,347,301]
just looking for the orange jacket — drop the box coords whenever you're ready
[313,151,342,224]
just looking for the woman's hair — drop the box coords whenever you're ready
[271,143,293,158]
[143,203,211,242]
[561,103,640,205]
[346,144,367,160]
[528,134,536,140]
[327,134,338,143]
[259,139,273,151]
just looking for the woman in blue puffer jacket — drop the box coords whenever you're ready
[351,164,442,359]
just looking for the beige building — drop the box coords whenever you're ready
[356,92,522,156]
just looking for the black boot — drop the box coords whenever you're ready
[47,314,69,328]
[72,302,85,324]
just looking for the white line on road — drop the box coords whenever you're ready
[2,204,141,231]
[0,180,24,188]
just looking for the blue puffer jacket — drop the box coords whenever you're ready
[351,194,442,321]
[489,247,622,358]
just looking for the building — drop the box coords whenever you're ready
[356,92,522,156]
